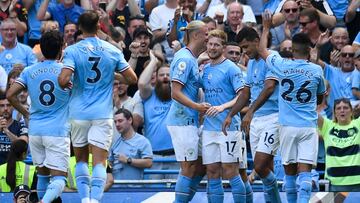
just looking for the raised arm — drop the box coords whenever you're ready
[346,0,360,23]
[128,0,141,17]
[311,30,331,69]
[138,51,158,100]
[196,0,211,15]
[258,10,272,60]
[37,0,51,20]
[317,113,324,129]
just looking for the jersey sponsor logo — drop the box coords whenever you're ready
[330,127,358,139]
[330,127,358,146]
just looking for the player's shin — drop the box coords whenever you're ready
[244,180,253,203]
[37,174,50,200]
[284,175,297,203]
[298,172,312,203]
[208,178,224,203]
[261,172,281,203]
[175,174,192,203]
[42,176,66,203]
[90,164,107,202]
[229,175,245,203]
[75,162,90,203]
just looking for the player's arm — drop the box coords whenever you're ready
[222,86,250,135]
[138,51,158,100]
[258,11,272,61]
[172,81,210,113]
[206,90,241,117]
[58,68,73,89]
[118,67,138,85]
[317,113,324,129]
[241,79,277,135]
[6,83,29,119]
[37,0,51,20]
[317,94,324,105]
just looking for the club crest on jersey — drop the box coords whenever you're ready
[207,73,212,80]
[5,53,12,60]
[178,62,186,71]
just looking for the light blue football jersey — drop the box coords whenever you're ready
[62,37,130,120]
[16,60,70,137]
[201,59,244,131]
[246,58,279,117]
[166,47,201,126]
[266,51,326,127]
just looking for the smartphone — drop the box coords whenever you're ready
[99,2,106,11]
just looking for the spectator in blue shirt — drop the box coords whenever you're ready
[36,0,90,32]
[0,19,37,74]
[108,109,153,181]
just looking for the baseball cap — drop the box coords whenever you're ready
[133,27,153,39]
[13,184,31,199]
[355,49,360,58]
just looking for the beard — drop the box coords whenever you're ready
[155,82,171,101]
[208,51,222,61]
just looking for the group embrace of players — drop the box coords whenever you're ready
[5,8,324,203]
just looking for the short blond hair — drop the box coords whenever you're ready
[208,29,228,45]
[181,20,206,45]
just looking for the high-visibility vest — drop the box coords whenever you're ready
[0,161,36,192]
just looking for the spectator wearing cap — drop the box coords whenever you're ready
[0,140,36,192]
[13,184,31,203]
[127,27,153,96]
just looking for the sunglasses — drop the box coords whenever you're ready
[341,52,355,58]
[334,98,351,104]
[228,51,241,56]
[284,8,298,13]
[299,21,313,27]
